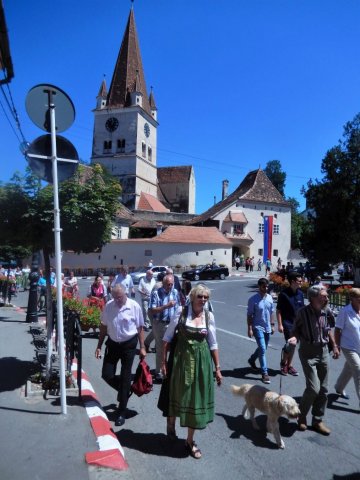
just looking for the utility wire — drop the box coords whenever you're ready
[0,97,22,143]
[0,83,27,143]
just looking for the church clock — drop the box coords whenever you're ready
[105,117,119,132]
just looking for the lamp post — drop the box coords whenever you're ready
[26,251,40,323]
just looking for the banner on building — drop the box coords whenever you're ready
[263,216,273,262]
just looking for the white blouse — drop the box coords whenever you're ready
[163,303,218,350]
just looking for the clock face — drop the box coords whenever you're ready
[105,117,119,132]
[144,123,150,137]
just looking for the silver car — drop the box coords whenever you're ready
[130,265,168,284]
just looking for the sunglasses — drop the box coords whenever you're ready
[197,295,209,300]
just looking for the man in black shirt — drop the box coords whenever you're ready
[276,272,304,376]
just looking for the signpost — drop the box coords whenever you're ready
[25,84,78,415]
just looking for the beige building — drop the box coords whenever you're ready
[61,226,232,272]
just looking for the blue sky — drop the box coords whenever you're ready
[1,0,360,213]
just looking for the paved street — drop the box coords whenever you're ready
[0,275,359,480]
[79,275,360,480]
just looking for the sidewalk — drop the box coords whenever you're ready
[0,290,98,480]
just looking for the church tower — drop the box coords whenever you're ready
[91,7,158,210]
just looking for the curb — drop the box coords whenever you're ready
[71,359,129,471]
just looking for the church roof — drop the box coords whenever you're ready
[157,166,193,184]
[152,226,232,245]
[191,169,289,224]
[149,88,157,110]
[97,78,107,98]
[137,192,170,212]
[107,9,151,115]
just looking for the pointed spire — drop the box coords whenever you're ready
[107,9,151,114]
[149,86,157,110]
[96,76,107,109]
[97,77,107,98]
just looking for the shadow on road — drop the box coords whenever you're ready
[0,356,38,393]
[116,429,188,458]
[218,412,298,449]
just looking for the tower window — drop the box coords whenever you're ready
[148,147,152,161]
[273,225,280,235]
[103,140,112,153]
[117,139,125,153]
[142,142,146,158]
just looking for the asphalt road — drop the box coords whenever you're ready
[78,277,360,480]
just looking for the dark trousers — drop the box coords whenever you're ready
[102,336,138,413]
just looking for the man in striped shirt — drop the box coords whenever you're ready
[288,285,339,435]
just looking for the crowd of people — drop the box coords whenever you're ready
[91,263,359,460]
[4,260,359,458]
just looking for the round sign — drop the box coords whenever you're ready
[26,134,79,183]
[25,84,75,133]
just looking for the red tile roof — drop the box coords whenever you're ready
[137,192,170,212]
[223,211,248,223]
[151,226,232,245]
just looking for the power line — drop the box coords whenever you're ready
[0,83,27,143]
[0,97,22,143]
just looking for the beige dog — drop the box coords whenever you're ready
[231,383,300,449]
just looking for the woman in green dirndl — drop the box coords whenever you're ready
[160,284,222,459]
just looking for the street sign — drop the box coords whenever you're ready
[25,84,75,133]
[26,134,79,183]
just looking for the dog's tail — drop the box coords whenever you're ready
[231,384,252,397]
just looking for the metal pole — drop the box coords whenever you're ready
[26,251,40,323]
[48,89,67,414]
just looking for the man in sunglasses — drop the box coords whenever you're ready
[247,278,275,384]
[276,272,305,376]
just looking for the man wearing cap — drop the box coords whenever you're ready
[247,278,275,384]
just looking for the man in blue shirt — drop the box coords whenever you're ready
[247,278,275,384]
[150,274,181,382]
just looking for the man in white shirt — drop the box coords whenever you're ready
[138,270,155,331]
[95,285,146,427]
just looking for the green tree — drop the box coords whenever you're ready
[286,196,307,250]
[301,113,360,268]
[264,159,286,196]
[0,164,122,269]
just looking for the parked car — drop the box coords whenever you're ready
[130,265,168,284]
[182,264,229,281]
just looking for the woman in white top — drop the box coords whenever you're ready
[159,284,222,459]
[334,288,360,407]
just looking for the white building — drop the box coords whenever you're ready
[191,169,292,265]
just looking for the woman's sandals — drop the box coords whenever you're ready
[185,440,202,459]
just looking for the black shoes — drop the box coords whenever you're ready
[115,412,126,427]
